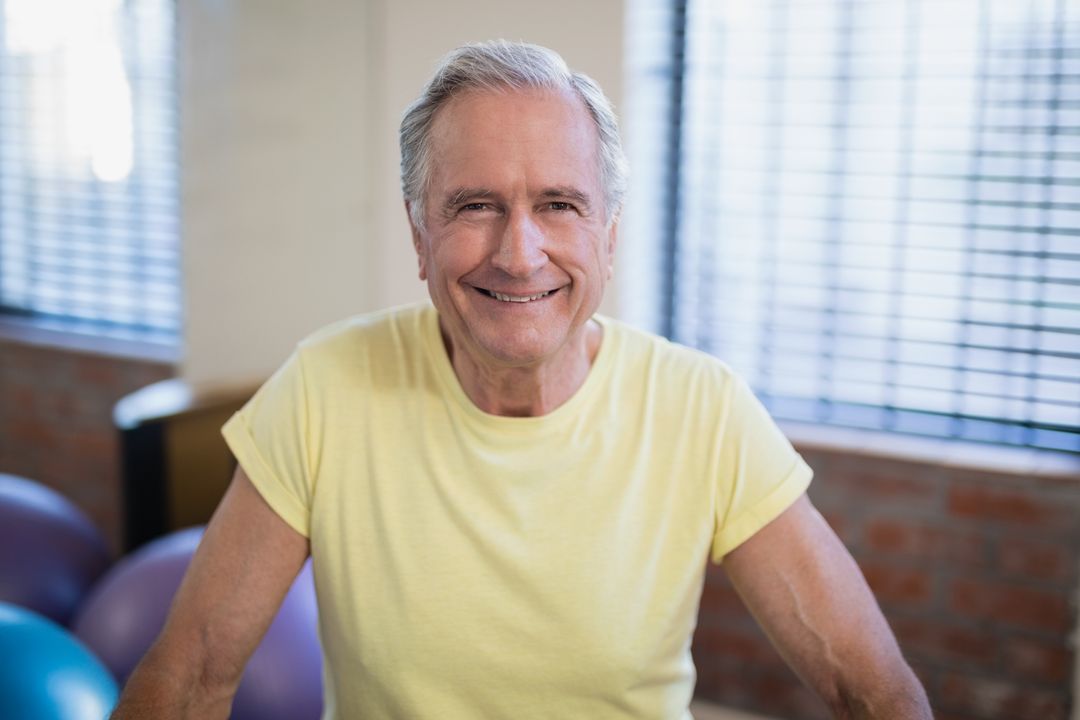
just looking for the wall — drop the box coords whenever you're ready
[179,0,374,389]
[694,434,1080,720]
[179,0,626,390]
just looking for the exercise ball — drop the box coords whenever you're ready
[73,526,323,720]
[0,473,111,625]
[0,601,118,720]
[73,526,203,685]
[232,557,323,720]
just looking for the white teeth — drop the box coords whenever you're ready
[491,290,552,303]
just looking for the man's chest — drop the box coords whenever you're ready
[307,427,716,711]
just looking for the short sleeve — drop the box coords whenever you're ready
[222,350,313,537]
[711,374,812,562]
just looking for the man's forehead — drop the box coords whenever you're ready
[418,87,605,225]
[427,87,600,186]
[430,86,595,143]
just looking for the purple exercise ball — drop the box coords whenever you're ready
[72,526,323,720]
[72,527,203,684]
[0,473,112,626]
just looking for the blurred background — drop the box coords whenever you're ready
[0,1,1077,719]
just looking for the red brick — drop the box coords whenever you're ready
[950,578,1071,634]
[818,509,852,545]
[997,536,1074,584]
[65,428,115,459]
[6,384,38,415]
[939,671,1067,720]
[952,461,1080,491]
[703,561,732,584]
[75,356,121,386]
[752,669,830,720]
[824,460,941,510]
[796,449,831,475]
[698,582,751,620]
[44,389,80,423]
[692,625,788,670]
[948,482,1074,529]
[9,417,57,449]
[890,617,997,667]
[907,659,937,698]
[694,669,755,710]
[1001,637,1071,684]
[864,518,987,567]
[861,561,935,607]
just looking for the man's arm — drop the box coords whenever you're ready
[111,466,310,719]
[723,493,931,720]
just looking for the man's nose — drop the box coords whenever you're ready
[491,210,547,277]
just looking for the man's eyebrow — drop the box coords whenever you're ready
[539,186,592,209]
[443,187,494,210]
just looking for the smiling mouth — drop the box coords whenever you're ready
[475,287,557,303]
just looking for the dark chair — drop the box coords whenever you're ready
[114,380,256,551]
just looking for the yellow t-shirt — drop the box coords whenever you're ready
[222,303,811,719]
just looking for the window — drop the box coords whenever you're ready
[0,0,179,345]
[625,0,1080,452]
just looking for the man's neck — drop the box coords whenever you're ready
[444,320,603,417]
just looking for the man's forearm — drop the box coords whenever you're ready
[109,643,237,720]
[835,665,932,720]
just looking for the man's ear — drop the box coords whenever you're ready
[406,200,427,281]
[605,219,619,280]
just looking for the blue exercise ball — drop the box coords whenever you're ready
[0,601,118,720]
[0,473,112,626]
[73,526,323,720]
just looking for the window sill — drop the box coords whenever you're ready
[0,315,180,365]
[782,420,1080,480]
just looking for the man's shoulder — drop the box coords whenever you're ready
[299,303,431,349]
[291,303,434,370]
[601,316,738,384]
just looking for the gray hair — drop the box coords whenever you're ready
[400,40,628,230]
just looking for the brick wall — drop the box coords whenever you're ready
[693,442,1080,720]
[0,334,175,552]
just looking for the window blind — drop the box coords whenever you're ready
[0,0,179,344]
[627,0,1080,452]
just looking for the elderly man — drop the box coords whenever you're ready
[112,41,931,719]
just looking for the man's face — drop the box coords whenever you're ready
[410,87,617,369]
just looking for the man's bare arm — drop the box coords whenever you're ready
[110,466,310,719]
[723,493,931,719]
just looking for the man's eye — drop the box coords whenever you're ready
[548,201,573,211]
[461,203,488,212]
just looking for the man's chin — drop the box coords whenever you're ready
[465,329,563,369]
